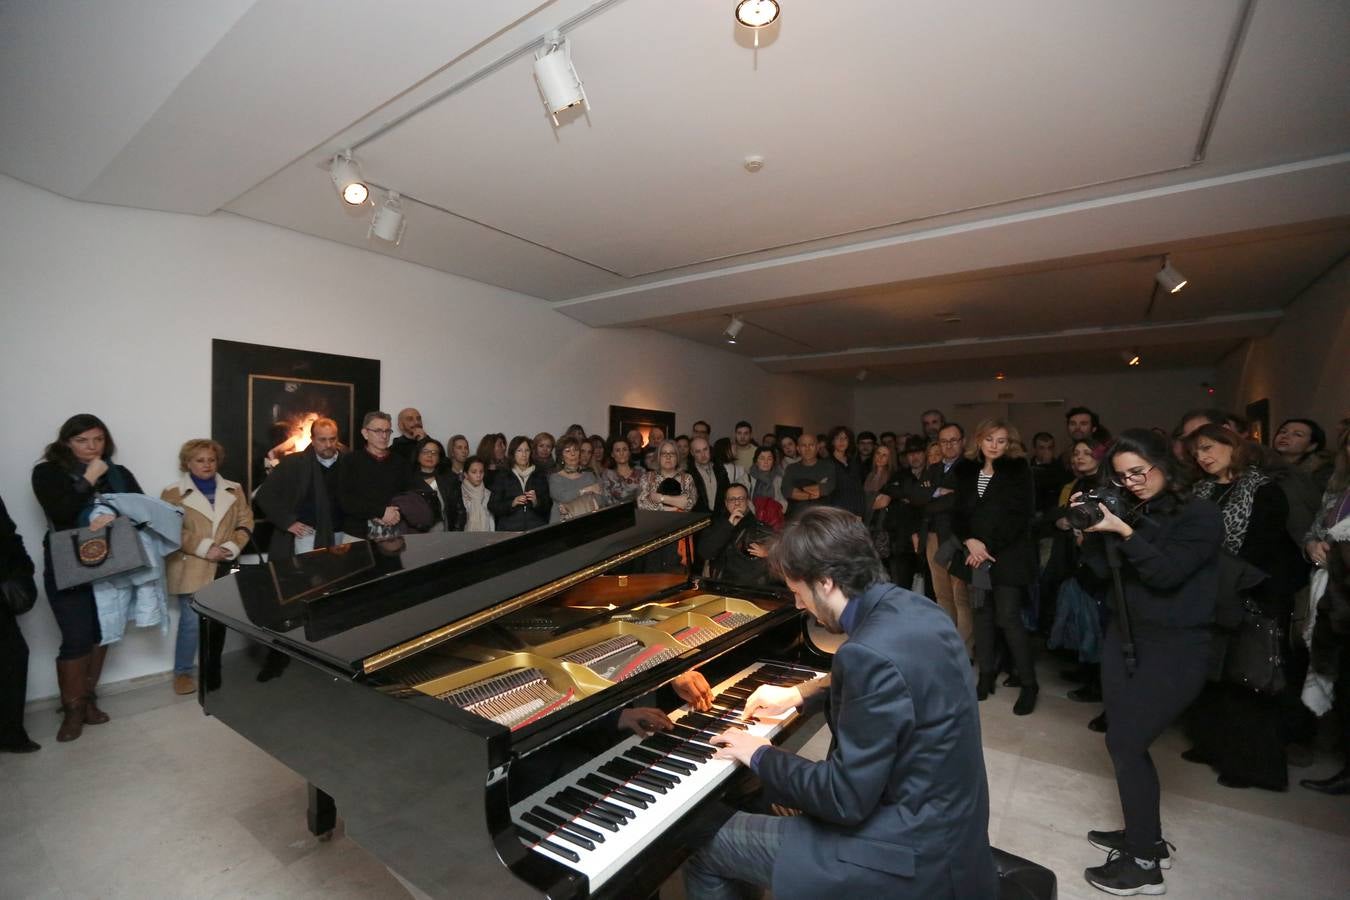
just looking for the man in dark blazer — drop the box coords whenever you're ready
[253,418,344,559]
[688,507,997,899]
[688,436,732,514]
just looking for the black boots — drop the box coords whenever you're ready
[976,672,997,701]
[1300,766,1350,795]
[1013,683,1039,716]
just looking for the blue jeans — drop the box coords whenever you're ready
[684,812,786,900]
[174,594,199,675]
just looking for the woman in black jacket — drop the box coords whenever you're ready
[1076,429,1222,896]
[1185,424,1308,791]
[414,438,466,532]
[950,419,1039,714]
[490,435,551,531]
[31,414,143,742]
[825,425,865,517]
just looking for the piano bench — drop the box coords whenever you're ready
[994,846,1057,900]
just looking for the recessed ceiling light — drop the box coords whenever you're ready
[994,371,1006,381]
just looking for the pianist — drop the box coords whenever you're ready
[688,507,998,899]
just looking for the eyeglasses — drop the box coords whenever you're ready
[1111,464,1154,487]
[365,428,393,436]
[939,437,963,446]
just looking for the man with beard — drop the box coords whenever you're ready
[686,507,996,899]
[695,484,773,585]
[254,417,345,559]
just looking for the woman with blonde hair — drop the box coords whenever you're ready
[160,439,254,695]
[950,419,1040,714]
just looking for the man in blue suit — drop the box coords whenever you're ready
[686,507,998,899]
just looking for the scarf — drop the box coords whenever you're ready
[1192,467,1273,554]
[863,465,891,495]
[748,465,777,499]
[512,464,536,491]
[462,480,493,532]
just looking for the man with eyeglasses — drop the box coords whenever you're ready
[337,411,422,539]
[695,484,774,585]
[923,423,977,653]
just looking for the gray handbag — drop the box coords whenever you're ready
[49,517,149,590]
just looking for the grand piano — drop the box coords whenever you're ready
[193,502,1056,899]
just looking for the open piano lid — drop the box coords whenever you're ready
[191,503,708,676]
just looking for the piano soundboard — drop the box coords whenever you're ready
[509,659,827,892]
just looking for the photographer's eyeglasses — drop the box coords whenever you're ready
[1110,464,1154,487]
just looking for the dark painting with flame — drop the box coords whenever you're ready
[212,340,380,498]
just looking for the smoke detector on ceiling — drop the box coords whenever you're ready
[744,155,765,173]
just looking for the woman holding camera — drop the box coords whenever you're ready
[950,419,1039,714]
[1075,429,1222,896]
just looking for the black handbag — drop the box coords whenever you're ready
[2,574,38,615]
[1222,600,1286,696]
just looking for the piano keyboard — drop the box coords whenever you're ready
[438,667,577,730]
[560,635,680,682]
[510,660,826,891]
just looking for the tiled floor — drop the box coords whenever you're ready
[2,662,1347,899]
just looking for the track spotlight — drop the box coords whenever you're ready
[369,191,406,245]
[724,316,745,343]
[1121,350,1141,367]
[534,31,589,125]
[1155,258,1187,294]
[329,151,368,206]
[856,369,869,382]
[735,0,781,48]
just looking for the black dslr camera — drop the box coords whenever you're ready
[1063,486,1131,530]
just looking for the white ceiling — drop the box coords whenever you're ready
[2,0,1347,381]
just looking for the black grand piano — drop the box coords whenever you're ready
[193,502,1056,899]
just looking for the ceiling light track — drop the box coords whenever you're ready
[346,0,628,154]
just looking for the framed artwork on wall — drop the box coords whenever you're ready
[608,405,676,448]
[212,339,380,497]
[1245,399,1270,445]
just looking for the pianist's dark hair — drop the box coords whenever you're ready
[769,507,885,600]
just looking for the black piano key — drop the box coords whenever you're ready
[548,794,624,830]
[564,786,634,821]
[521,812,595,852]
[683,713,745,731]
[626,747,693,776]
[652,730,717,753]
[611,756,680,788]
[600,760,669,793]
[670,723,718,743]
[531,806,604,843]
[644,735,713,762]
[516,825,580,863]
[580,774,652,808]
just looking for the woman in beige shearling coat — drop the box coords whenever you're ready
[160,439,253,695]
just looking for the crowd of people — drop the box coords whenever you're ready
[2,401,1348,891]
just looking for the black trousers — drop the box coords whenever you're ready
[1102,625,1210,859]
[889,550,918,594]
[42,539,100,660]
[0,604,31,745]
[974,585,1036,685]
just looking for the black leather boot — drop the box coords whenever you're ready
[976,672,996,701]
[1300,766,1350,795]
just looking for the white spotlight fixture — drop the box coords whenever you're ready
[1155,258,1187,294]
[533,31,589,125]
[724,316,745,343]
[369,191,406,245]
[855,369,869,382]
[735,0,781,41]
[1121,349,1142,367]
[329,151,368,206]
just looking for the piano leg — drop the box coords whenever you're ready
[308,783,337,841]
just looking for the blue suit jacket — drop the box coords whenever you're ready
[758,582,998,899]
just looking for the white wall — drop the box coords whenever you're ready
[0,174,851,701]
[1216,255,1350,436]
[853,367,1220,445]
